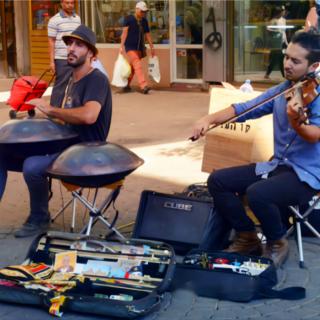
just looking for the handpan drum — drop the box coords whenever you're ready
[0,118,79,159]
[47,142,144,187]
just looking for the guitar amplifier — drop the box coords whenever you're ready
[133,190,214,253]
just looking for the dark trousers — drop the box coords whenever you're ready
[0,153,59,223]
[50,59,73,107]
[266,49,284,77]
[207,164,318,241]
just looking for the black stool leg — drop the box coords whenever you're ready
[74,186,125,239]
[289,200,320,268]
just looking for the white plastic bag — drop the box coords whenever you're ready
[148,56,161,83]
[111,54,131,87]
[120,55,131,79]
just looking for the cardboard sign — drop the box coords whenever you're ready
[202,87,274,173]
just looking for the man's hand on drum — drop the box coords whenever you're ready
[28,98,52,117]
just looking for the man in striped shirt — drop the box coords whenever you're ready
[48,0,80,106]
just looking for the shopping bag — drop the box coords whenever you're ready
[119,54,131,79]
[111,54,131,87]
[148,56,161,83]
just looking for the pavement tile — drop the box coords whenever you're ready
[285,308,320,319]
[213,308,260,319]
[253,302,297,315]
[154,310,187,320]
[243,300,268,308]
[280,270,310,287]
[184,307,213,320]
[193,296,220,307]
[263,314,304,320]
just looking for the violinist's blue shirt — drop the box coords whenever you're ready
[233,80,320,190]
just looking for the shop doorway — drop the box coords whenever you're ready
[0,0,16,78]
[171,0,203,83]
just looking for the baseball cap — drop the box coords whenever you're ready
[136,1,148,12]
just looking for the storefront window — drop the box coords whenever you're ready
[83,0,170,44]
[176,48,202,79]
[31,0,60,31]
[174,0,203,81]
[176,0,202,45]
[233,0,310,83]
[0,0,17,77]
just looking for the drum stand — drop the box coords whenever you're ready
[51,188,83,232]
[78,185,126,239]
[52,182,126,240]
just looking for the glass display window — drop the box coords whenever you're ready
[0,0,16,77]
[233,0,310,83]
[31,0,60,31]
[176,48,202,79]
[176,0,202,45]
[82,0,170,44]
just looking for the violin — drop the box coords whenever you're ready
[190,71,320,141]
[286,73,319,124]
[286,73,318,104]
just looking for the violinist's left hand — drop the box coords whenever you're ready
[27,98,53,116]
[286,88,308,125]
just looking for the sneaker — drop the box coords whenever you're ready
[122,86,132,93]
[14,219,50,238]
[142,86,151,94]
[117,86,131,94]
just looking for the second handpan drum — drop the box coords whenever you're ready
[47,142,144,187]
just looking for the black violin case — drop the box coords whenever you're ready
[0,231,175,318]
[171,249,306,302]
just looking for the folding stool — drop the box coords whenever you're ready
[286,194,320,268]
[51,179,126,239]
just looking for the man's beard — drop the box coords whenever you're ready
[67,54,87,68]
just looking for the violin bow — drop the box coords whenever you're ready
[190,70,320,141]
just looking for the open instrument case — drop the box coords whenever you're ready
[0,231,175,318]
[171,249,305,302]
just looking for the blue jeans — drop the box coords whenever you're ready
[207,164,318,241]
[0,153,59,223]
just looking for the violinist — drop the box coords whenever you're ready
[191,31,320,268]
[0,25,112,238]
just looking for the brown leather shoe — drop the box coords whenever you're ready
[224,231,262,255]
[262,238,289,268]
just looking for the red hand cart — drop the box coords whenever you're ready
[6,69,55,119]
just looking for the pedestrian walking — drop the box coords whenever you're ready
[120,1,155,94]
